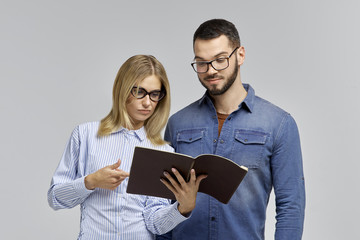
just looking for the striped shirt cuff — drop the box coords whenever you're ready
[172,201,192,220]
[73,176,94,196]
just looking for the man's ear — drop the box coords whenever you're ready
[237,46,245,66]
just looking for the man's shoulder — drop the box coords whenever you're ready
[254,95,288,115]
[251,95,298,131]
[245,83,290,118]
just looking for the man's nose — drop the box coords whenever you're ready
[207,63,218,75]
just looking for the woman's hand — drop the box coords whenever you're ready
[85,160,129,190]
[161,168,207,216]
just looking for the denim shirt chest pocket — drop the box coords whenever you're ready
[175,128,206,156]
[231,129,268,169]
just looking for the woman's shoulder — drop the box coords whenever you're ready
[160,143,174,153]
[72,121,100,138]
[144,141,174,153]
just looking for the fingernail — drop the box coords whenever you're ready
[163,171,168,176]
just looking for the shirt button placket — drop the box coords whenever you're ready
[209,198,218,239]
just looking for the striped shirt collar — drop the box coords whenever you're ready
[113,126,146,142]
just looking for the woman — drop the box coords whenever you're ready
[48,55,206,239]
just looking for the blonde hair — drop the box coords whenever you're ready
[98,55,171,145]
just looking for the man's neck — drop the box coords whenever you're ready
[211,79,247,115]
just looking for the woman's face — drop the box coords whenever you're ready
[126,75,162,130]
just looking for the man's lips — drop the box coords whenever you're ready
[206,78,222,84]
[204,75,223,83]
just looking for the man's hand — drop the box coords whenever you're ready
[84,160,130,190]
[161,168,207,216]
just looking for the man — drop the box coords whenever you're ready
[158,19,305,239]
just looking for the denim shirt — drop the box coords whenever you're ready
[160,84,305,240]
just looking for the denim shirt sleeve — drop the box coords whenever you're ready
[164,122,172,147]
[272,114,305,240]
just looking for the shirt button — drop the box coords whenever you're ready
[211,217,216,221]
[220,140,224,144]
[213,139,217,143]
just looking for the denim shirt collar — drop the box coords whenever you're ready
[112,126,146,141]
[198,83,254,113]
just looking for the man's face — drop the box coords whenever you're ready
[193,35,243,96]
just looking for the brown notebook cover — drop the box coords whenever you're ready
[126,146,248,204]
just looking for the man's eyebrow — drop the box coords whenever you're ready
[194,51,229,61]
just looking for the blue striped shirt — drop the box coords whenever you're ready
[48,121,187,239]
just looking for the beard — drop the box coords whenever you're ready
[198,58,239,96]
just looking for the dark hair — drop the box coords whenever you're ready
[193,19,241,48]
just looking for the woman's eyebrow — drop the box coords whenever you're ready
[134,86,161,92]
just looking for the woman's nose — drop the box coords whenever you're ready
[142,95,151,107]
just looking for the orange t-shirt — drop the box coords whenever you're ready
[217,112,229,136]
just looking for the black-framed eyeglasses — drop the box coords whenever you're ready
[131,86,166,102]
[191,47,239,73]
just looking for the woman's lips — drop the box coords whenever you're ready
[138,110,151,114]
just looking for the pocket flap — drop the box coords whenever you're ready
[176,129,204,143]
[234,130,267,144]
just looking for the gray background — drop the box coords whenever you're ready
[1,0,359,239]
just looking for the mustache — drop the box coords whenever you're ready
[204,74,224,81]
